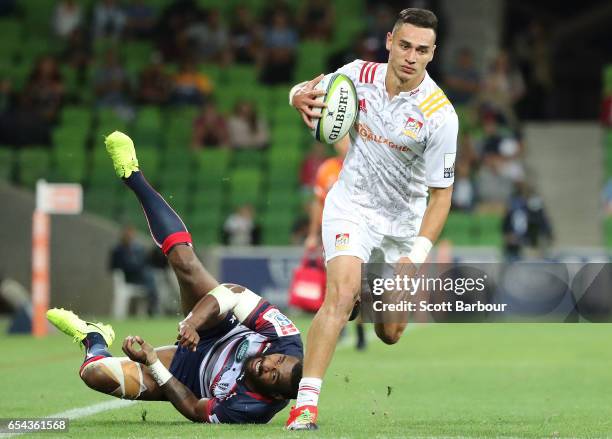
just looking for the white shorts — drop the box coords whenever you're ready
[322,187,417,264]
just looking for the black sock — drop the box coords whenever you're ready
[123,171,192,254]
[356,323,366,349]
[82,332,111,359]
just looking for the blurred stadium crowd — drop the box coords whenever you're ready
[0,0,608,256]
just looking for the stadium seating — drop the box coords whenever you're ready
[441,212,502,247]
[52,142,87,183]
[0,148,14,181]
[0,20,21,60]
[21,1,55,38]
[228,168,263,207]
[0,0,506,248]
[194,149,231,183]
[165,108,198,148]
[261,211,294,245]
[189,206,224,245]
[135,147,161,184]
[132,106,163,149]
[86,187,118,217]
[16,147,51,188]
[604,64,612,95]
[295,41,328,81]
[231,149,266,169]
[61,105,93,129]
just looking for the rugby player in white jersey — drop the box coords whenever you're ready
[285,8,458,429]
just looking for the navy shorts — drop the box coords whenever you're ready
[168,314,239,398]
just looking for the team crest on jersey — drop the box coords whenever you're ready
[403,117,423,139]
[444,153,456,178]
[358,98,367,113]
[235,339,249,362]
[335,233,350,250]
[263,308,299,336]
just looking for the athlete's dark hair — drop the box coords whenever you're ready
[287,360,303,399]
[393,8,438,36]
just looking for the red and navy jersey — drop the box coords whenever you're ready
[169,292,303,424]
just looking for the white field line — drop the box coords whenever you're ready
[1,399,137,437]
[0,324,427,437]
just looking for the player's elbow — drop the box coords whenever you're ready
[182,406,205,423]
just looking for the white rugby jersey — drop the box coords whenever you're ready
[332,60,458,237]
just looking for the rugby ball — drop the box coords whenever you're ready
[310,73,358,144]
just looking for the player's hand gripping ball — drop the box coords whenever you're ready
[310,73,358,145]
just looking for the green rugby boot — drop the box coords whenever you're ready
[104,131,139,178]
[46,308,115,347]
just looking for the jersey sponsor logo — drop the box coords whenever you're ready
[263,308,299,336]
[359,98,367,113]
[444,153,456,178]
[403,117,423,139]
[335,233,350,250]
[235,339,249,363]
[357,123,411,152]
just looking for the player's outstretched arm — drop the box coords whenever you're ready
[123,336,209,423]
[289,74,327,129]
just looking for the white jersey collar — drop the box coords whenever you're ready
[393,71,432,100]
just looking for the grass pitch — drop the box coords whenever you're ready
[1,317,612,438]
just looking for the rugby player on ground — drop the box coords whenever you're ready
[286,8,458,429]
[47,131,303,424]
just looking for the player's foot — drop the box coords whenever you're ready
[47,308,115,347]
[104,130,139,178]
[285,405,318,430]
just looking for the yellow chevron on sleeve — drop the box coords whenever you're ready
[418,89,444,111]
[424,98,451,117]
[420,94,448,113]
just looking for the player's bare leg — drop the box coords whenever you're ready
[46,308,177,400]
[104,131,223,317]
[286,255,362,430]
[304,256,362,374]
[57,131,227,402]
[372,260,415,343]
[80,345,177,401]
[166,245,219,317]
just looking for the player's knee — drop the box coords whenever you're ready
[324,282,359,320]
[168,247,201,281]
[81,358,146,399]
[375,324,403,345]
[80,362,120,394]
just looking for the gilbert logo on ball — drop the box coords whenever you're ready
[311,73,358,144]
